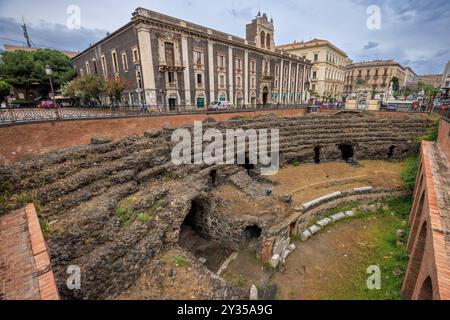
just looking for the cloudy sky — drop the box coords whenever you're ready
[0,0,448,74]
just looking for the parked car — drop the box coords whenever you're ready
[39,100,56,108]
[386,104,397,112]
[207,101,233,111]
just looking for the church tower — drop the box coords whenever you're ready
[246,12,275,52]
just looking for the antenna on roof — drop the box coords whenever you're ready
[21,17,32,48]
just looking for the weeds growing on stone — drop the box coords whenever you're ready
[400,155,419,192]
[174,255,190,267]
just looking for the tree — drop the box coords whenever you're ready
[104,78,127,105]
[0,80,12,103]
[418,81,440,111]
[0,49,76,100]
[391,76,400,93]
[62,75,105,105]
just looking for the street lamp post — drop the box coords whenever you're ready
[45,65,59,119]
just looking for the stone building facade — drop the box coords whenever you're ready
[418,74,443,89]
[344,60,409,95]
[277,39,350,101]
[72,8,312,110]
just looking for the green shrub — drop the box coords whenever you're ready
[400,155,419,192]
[174,255,190,267]
[420,121,439,141]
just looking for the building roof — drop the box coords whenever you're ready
[346,59,406,70]
[277,38,349,58]
[3,44,79,59]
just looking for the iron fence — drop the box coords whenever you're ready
[0,104,309,125]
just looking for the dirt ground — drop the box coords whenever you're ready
[272,160,405,204]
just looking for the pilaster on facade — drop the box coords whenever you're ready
[295,63,300,104]
[279,60,284,103]
[181,35,192,107]
[208,40,215,103]
[244,50,249,105]
[136,24,157,106]
[228,47,234,105]
[287,61,292,104]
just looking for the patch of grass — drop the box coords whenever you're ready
[173,255,190,267]
[315,196,412,300]
[15,192,34,205]
[137,212,151,223]
[39,218,53,240]
[115,206,132,226]
[400,155,419,192]
[419,121,439,141]
[0,181,14,213]
[148,199,165,214]
[291,160,301,167]
[222,271,248,288]
[162,170,179,180]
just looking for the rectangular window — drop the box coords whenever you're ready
[250,60,256,73]
[194,50,203,66]
[217,54,225,69]
[92,59,98,74]
[312,71,317,79]
[85,62,91,76]
[132,48,139,62]
[121,52,128,71]
[251,77,256,89]
[235,58,242,71]
[265,61,270,75]
[101,55,107,76]
[165,42,175,66]
[236,76,242,87]
[111,51,119,73]
[197,73,202,85]
[168,71,175,83]
[275,65,279,76]
[219,75,225,88]
[314,54,318,62]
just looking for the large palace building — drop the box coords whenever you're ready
[72,8,312,111]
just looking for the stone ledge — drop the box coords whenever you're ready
[24,204,60,300]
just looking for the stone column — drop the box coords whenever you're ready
[228,47,234,105]
[137,25,157,107]
[181,35,191,108]
[208,40,215,103]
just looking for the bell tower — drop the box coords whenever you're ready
[246,12,275,52]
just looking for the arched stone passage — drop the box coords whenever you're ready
[417,276,433,300]
[179,198,206,237]
[403,222,427,299]
[241,225,262,246]
[314,146,321,164]
[210,169,218,187]
[388,145,396,159]
[338,144,354,161]
[242,157,255,175]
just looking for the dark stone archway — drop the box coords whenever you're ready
[338,144,354,161]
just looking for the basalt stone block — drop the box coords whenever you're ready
[91,136,112,145]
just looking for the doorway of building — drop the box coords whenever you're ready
[263,86,269,106]
[168,98,177,111]
[338,144,354,161]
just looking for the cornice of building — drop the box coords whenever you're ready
[131,7,311,65]
[276,38,349,58]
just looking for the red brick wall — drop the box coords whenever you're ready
[437,119,450,162]
[402,142,450,300]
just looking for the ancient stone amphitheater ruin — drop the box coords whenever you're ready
[0,112,434,299]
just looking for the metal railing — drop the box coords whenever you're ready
[0,104,309,125]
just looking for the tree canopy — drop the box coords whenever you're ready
[0,80,12,102]
[0,49,76,99]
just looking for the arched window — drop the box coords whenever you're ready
[260,31,265,47]
[266,33,271,49]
